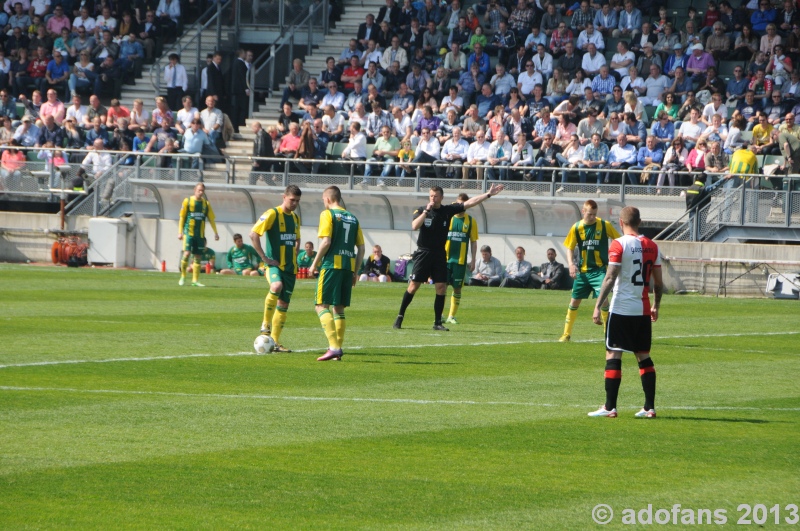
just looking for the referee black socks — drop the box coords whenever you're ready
[434,294,445,325]
[399,290,415,317]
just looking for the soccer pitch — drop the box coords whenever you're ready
[1,264,798,529]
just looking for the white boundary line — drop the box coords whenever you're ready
[0,385,797,412]
[0,331,797,370]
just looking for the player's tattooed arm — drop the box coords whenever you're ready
[592,265,620,324]
[651,265,663,322]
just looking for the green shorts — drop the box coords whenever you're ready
[447,262,468,289]
[267,266,296,303]
[182,235,206,255]
[571,269,607,300]
[314,268,354,307]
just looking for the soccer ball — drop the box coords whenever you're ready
[254,334,276,354]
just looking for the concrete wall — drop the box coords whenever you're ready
[3,212,799,297]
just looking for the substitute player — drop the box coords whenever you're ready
[309,186,365,361]
[219,233,262,276]
[444,193,478,324]
[559,199,621,342]
[394,184,503,331]
[588,206,662,418]
[178,182,219,287]
[250,185,302,353]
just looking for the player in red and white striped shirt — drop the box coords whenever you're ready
[588,206,663,419]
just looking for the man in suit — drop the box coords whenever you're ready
[206,51,226,111]
[231,48,252,133]
[357,14,377,50]
[530,248,565,289]
[249,121,274,184]
[376,0,400,32]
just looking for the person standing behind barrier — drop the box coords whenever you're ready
[178,182,219,287]
[231,48,252,134]
[163,53,187,112]
[559,199,621,342]
[310,185,366,362]
[250,185,302,353]
[250,122,275,185]
[444,193,477,323]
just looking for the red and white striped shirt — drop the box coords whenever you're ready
[608,234,661,316]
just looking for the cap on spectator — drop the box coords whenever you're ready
[693,43,704,51]
[21,115,31,122]
[673,43,683,50]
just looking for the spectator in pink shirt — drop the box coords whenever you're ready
[39,88,66,125]
[46,4,71,37]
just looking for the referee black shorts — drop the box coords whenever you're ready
[409,249,448,284]
[605,313,652,354]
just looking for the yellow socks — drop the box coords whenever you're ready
[318,309,340,349]
[271,306,288,344]
[192,258,200,283]
[334,312,346,347]
[262,291,279,330]
[448,292,461,318]
[180,256,189,278]
[564,306,578,337]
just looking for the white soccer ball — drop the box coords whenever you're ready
[254,334,276,354]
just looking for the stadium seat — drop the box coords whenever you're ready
[740,130,753,143]
[718,61,745,78]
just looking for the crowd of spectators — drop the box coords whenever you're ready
[0,2,259,194]
[274,0,800,188]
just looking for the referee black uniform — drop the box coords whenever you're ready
[395,201,466,330]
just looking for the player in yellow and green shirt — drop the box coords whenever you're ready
[444,193,478,324]
[560,199,621,342]
[309,186,365,361]
[178,182,219,287]
[249,185,302,353]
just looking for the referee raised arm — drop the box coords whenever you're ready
[394,183,504,331]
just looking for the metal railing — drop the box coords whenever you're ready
[248,0,330,118]
[149,0,233,97]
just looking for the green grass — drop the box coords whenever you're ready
[0,264,798,529]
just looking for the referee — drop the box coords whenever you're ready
[394,183,504,330]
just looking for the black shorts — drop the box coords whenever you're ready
[605,314,652,353]
[409,249,448,284]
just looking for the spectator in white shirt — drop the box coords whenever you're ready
[175,95,199,135]
[610,40,635,80]
[463,128,490,180]
[581,43,605,77]
[532,43,554,79]
[499,246,533,288]
[81,138,112,179]
[639,64,670,106]
[434,125,469,177]
[486,129,512,180]
[577,22,605,52]
[517,60,544,98]
[412,126,441,177]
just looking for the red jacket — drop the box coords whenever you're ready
[27,56,49,78]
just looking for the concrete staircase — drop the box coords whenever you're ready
[220,2,376,180]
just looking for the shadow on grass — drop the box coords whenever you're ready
[664,416,773,424]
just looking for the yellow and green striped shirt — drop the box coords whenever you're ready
[178,196,217,238]
[251,207,301,274]
[563,218,621,273]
